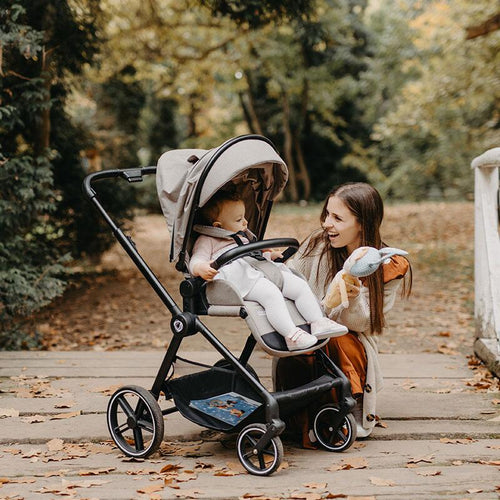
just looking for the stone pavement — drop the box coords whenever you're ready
[0,350,499,499]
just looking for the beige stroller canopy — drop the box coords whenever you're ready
[156,135,288,268]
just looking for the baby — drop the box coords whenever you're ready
[189,191,346,351]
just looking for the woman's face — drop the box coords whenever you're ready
[323,195,362,254]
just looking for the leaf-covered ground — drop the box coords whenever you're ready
[35,201,475,356]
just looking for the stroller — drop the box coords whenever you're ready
[83,134,356,476]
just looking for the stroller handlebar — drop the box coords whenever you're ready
[211,238,299,270]
[83,166,157,199]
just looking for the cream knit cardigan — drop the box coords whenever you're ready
[288,234,404,433]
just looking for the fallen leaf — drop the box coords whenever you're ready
[0,408,19,418]
[54,400,75,409]
[290,492,322,500]
[91,384,122,396]
[64,478,110,488]
[78,467,116,475]
[137,484,165,494]
[44,470,69,477]
[0,477,36,484]
[21,415,46,423]
[415,469,442,476]
[160,463,183,474]
[22,448,42,458]
[477,460,500,466]
[439,437,477,444]
[2,448,21,455]
[303,482,327,489]
[195,461,214,470]
[467,488,483,494]
[369,476,396,486]
[47,438,64,451]
[329,457,368,471]
[175,471,197,482]
[407,453,434,465]
[213,468,238,476]
[174,489,203,498]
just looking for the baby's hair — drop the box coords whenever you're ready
[200,189,242,225]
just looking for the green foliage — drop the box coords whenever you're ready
[201,0,314,27]
[0,6,63,346]
[358,0,500,200]
[0,1,134,348]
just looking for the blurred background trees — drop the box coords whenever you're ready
[1,0,499,344]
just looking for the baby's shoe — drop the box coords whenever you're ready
[310,317,348,339]
[285,328,317,351]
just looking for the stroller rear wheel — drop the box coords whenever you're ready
[107,385,164,458]
[312,404,356,452]
[237,423,283,476]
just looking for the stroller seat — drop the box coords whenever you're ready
[203,276,334,357]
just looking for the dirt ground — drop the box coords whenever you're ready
[35,201,475,357]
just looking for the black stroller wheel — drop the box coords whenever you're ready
[312,404,357,452]
[237,423,283,476]
[107,385,164,458]
[213,359,259,381]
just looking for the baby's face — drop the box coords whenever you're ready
[215,200,247,233]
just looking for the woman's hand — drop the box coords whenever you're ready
[193,262,218,281]
[322,271,361,309]
[343,273,360,299]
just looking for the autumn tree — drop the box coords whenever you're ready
[91,0,373,201]
[361,0,500,200]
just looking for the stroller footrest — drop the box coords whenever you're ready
[273,375,335,417]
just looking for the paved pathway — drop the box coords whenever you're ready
[0,350,499,499]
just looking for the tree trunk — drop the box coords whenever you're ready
[293,78,311,200]
[187,94,197,138]
[282,90,298,202]
[35,47,52,156]
[238,91,254,132]
[240,72,263,135]
[293,130,310,200]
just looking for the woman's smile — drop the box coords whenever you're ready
[323,196,362,254]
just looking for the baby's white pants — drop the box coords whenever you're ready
[244,272,323,337]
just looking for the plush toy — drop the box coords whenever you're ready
[322,246,408,309]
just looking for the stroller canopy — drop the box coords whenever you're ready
[156,135,288,266]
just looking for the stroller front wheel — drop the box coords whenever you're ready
[237,423,283,476]
[312,404,357,452]
[107,385,164,458]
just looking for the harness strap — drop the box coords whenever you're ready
[193,224,283,289]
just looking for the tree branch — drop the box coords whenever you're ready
[466,12,500,40]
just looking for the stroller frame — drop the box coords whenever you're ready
[83,135,356,476]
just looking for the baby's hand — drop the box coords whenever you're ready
[270,250,283,260]
[194,262,218,281]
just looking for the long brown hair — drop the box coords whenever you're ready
[303,182,411,334]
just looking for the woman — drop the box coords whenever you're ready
[276,182,411,444]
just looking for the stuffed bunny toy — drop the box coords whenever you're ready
[322,247,408,309]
